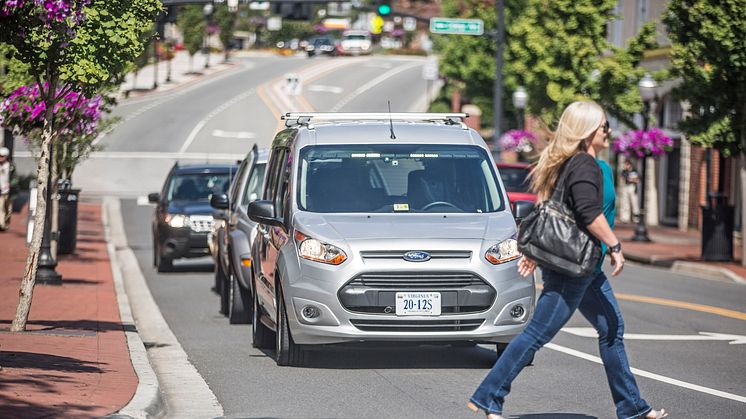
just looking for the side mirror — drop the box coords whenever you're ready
[512,200,535,225]
[148,192,160,203]
[210,193,230,210]
[248,200,284,228]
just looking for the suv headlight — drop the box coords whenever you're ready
[485,238,521,265]
[165,214,189,228]
[294,231,347,265]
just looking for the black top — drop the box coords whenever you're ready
[556,152,603,227]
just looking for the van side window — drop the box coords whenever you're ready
[263,148,285,202]
[276,151,293,217]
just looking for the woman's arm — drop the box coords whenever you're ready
[586,214,625,276]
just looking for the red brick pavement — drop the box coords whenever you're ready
[616,222,746,280]
[0,203,137,418]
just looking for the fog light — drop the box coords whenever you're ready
[302,305,321,319]
[510,305,525,318]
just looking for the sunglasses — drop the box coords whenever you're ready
[601,120,610,135]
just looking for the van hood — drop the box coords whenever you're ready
[292,211,516,242]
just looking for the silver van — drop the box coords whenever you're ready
[249,113,536,366]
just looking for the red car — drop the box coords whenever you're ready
[497,162,537,205]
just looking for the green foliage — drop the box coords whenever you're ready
[213,4,237,55]
[434,0,657,129]
[266,21,315,46]
[178,5,207,56]
[0,43,34,94]
[664,0,746,155]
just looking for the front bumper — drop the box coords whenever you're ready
[282,244,535,345]
[160,226,210,260]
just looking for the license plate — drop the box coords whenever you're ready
[395,292,441,316]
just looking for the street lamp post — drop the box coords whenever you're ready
[203,3,214,70]
[631,73,657,242]
[512,86,528,130]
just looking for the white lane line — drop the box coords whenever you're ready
[562,327,746,344]
[545,343,746,404]
[330,61,422,112]
[307,85,344,94]
[15,150,244,160]
[177,88,256,153]
[211,129,256,139]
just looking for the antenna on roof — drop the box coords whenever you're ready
[388,100,396,139]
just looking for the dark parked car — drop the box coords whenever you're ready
[305,36,337,57]
[210,145,268,322]
[149,163,236,272]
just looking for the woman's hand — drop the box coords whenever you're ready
[518,256,537,277]
[609,250,625,277]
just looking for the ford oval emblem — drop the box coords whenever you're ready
[403,251,431,262]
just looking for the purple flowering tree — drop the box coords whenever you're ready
[499,129,538,160]
[0,0,161,331]
[612,128,673,159]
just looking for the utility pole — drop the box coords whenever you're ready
[492,0,505,162]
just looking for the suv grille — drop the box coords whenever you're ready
[339,272,495,315]
[189,215,214,233]
[350,319,484,332]
[360,250,472,260]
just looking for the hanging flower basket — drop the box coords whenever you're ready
[499,129,537,153]
[612,128,673,158]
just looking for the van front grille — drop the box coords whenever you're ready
[350,319,484,332]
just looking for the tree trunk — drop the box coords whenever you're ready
[11,121,53,332]
[50,149,59,259]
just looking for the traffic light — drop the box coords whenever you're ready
[376,1,391,16]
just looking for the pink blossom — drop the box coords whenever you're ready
[499,129,537,152]
[612,128,672,158]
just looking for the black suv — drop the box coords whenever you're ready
[149,163,236,272]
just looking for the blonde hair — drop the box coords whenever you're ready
[530,101,605,201]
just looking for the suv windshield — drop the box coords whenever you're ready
[499,167,530,193]
[298,145,504,213]
[167,172,231,202]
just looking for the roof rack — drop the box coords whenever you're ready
[282,112,470,129]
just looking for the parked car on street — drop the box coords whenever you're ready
[210,145,269,323]
[149,163,236,272]
[306,36,337,57]
[248,112,536,366]
[496,162,537,206]
[337,30,372,56]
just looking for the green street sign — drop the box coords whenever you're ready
[429,17,485,36]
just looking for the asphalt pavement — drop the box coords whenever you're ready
[102,55,746,418]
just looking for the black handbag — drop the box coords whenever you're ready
[517,156,602,278]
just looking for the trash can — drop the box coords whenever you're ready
[58,188,81,255]
[701,194,734,261]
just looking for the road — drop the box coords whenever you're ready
[88,55,746,417]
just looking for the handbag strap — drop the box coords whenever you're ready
[549,153,581,203]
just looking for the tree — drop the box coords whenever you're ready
[664,0,745,155]
[434,0,657,129]
[177,4,206,73]
[212,3,236,61]
[0,0,161,332]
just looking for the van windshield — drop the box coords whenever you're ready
[297,145,505,213]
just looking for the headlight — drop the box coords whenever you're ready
[294,231,347,265]
[485,238,521,265]
[165,214,189,228]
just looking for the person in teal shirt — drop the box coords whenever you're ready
[597,158,616,272]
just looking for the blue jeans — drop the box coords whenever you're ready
[470,269,652,418]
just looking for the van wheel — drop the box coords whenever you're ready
[275,282,305,366]
[228,272,252,324]
[218,263,229,316]
[252,287,273,349]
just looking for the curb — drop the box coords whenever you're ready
[103,197,165,419]
[118,61,240,103]
[104,197,223,418]
[625,251,746,285]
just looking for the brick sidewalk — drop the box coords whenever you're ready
[616,222,746,281]
[0,203,137,418]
